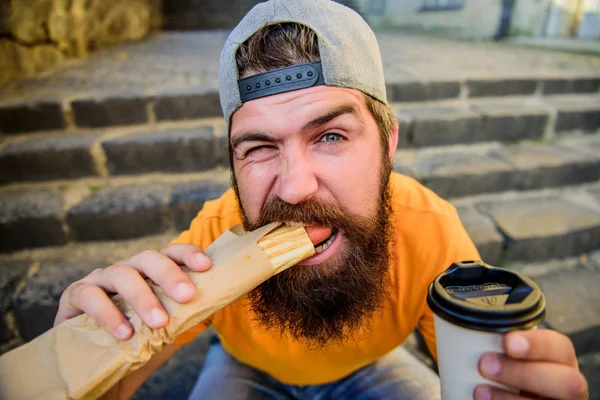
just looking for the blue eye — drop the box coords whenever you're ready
[322,133,343,143]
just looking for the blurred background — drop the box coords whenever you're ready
[0,0,599,398]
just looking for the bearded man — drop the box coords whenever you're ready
[55,1,589,399]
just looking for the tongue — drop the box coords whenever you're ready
[304,226,333,246]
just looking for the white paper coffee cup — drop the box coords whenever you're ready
[427,261,546,400]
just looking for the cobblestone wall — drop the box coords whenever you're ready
[0,0,162,84]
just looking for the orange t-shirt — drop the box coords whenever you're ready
[171,172,480,385]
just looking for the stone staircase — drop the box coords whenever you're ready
[0,32,599,398]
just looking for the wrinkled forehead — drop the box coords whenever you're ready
[229,86,369,140]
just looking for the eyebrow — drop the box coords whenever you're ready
[231,132,274,150]
[301,104,360,132]
[231,104,361,150]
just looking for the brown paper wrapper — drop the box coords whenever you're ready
[0,222,314,400]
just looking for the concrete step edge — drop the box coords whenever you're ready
[1,172,600,262]
[2,128,600,198]
[396,132,600,198]
[1,95,599,185]
[0,77,598,135]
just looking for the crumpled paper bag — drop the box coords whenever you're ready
[0,222,312,400]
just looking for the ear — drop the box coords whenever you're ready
[388,121,399,165]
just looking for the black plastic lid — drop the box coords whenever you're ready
[427,261,546,333]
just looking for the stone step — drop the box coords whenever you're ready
[2,132,599,236]
[0,231,179,352]
[1,30,598,135]
[395,94,600,148]
[1,93,599,186]
[1,239,598,397]
[0,170,230,252]
[452,183,600,264]
[1,156,600,262]
[395,133,600,198]
[0,73,598,136]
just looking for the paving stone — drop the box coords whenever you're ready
[590,188,600,207]
[403,107,484,147]
[402,330,436,372]
[556,109,600,133]
[133,329,215,400]
[550,98,600,133]
[491,144,600,191]
[168,181,229,231]
[0,260,31,343]
[102,126,223,175]
[591,249,600,269]
[0,133,100,184]
[455,206,504,266]
[12,259,104,341]
[71,93,149,128]
[0,100,65,134]
[542,77,600,95]
[570,326,600,363]
[386,81,460,102]
[467,78,538,97]
[1,33,598,115]
[472,102,548,142]
[560,135,600,158]
[577,351,600,399]
[404,151,515,198]
[66,184,168,241]
[532,264,600,335]
[395,113,412,149]
[0,260,30,311]
[153,86,222,121]
[476,196,600,262]
[0,188,67,252]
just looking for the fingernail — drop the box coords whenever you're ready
[474,386,492,400]
[481,354,502,377]
[149,308,168,327]
[194,253,208,266]
[176,282,196,299]
[115,323,131,339]
[508,333,529,356]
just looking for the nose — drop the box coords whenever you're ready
[274,149,318,205]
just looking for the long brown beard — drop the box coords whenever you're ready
[234,161,394,349]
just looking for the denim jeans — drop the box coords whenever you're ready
[188,339,441,400]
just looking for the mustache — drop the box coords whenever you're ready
[249,197,380,237]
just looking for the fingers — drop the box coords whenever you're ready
[83,265,171,330]
[59,281,133,340]
[118,250,197,303]
[479,353,589,400]
[54,244,210,342]
[55,271,98,325]
[504,330,578,367]
[160,244,212,272]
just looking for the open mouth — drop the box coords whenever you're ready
[313,227,339,254]
[285,222,340,262]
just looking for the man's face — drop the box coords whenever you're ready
[230,85,398,347]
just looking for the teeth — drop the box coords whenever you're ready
[314,231,337,254]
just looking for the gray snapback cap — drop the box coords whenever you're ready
[218,0,388,124]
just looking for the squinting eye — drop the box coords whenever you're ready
[322,133,343,143]
[246,145,268,155]
[243,145,277,158]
